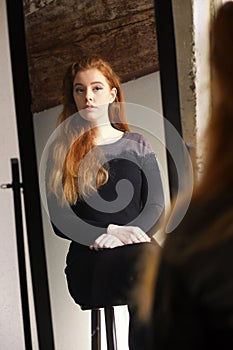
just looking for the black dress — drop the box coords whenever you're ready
[47,131,165,349]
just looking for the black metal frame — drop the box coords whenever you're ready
[154,0,182,199]
[1,159,33,349]
[6,0,55,349]
[5,0,181,349]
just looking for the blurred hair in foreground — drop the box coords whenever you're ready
[134,3,233,349]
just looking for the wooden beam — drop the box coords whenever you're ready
[24,0,159,112]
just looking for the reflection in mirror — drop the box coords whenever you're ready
[23,1,170,349]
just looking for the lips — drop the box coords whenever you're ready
[85,104,96,110]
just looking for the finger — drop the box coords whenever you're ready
[109,225,140,237]
[126,226,151,242]
[125,233,146,244]
[110,231,134,245]
[108,230,142,245]
[107,224,121,234]
[92,234,107,250]
[110,239,124,248]
[103,235,124,248]
[107,225,151,243]
[96,235,123,249]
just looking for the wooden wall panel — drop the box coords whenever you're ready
[24,0,159,112]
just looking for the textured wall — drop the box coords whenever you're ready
[172,0,197,178]
[24,0,54,15]
[23,0,159,113]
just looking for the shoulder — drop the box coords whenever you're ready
[125,131,151,146]
[124,131,154,156]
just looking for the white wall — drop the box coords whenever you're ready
[193,0,212,178]
[0,1,26,349]
[33,71,169,350]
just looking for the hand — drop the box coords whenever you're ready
[107,224,151,245]
[89,233,124,250]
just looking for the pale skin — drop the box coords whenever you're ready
[73,68,151,250]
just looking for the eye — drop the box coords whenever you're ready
[93,86,103,92]
[74,86,85,94]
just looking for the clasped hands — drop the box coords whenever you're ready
[89,224,151,250]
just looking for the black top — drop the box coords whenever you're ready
[47,131,165,246]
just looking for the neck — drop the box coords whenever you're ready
[93,124,124,145]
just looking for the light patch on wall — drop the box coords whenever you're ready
[23,0,54,16]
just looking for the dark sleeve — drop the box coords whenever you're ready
[46,192,107,245]
[44,151,106,246]
[127,153,165,236]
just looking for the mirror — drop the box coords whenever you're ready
[7,0,184,349]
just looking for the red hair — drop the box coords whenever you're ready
[49,55,129,204]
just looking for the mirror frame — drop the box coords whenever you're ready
[6,0,181,349]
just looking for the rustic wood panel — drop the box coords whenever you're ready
[24,0,159,113]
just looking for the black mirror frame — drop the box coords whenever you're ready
[6,0,181,349]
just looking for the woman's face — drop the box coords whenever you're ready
[73,68,117,126]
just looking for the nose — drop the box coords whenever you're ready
[86,88,93,102]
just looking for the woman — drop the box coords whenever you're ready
[46,55,165,348]
[142,3,233,349]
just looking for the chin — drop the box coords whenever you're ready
[79,106,108,124]
[79,108,97,121]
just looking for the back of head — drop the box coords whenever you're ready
[211,2,233,102]
[199,2,233,197]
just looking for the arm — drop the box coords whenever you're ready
[48,194,149,249]
[46,192,107,246]
[44,148,107,245]
[46,136,164,247]
[91,153,165,249]
[126,153,165,235]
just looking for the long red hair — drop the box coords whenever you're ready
[49,55,130,204]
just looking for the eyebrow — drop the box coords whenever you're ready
[73,81,105,86]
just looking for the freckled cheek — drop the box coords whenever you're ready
[73,95,84,110]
